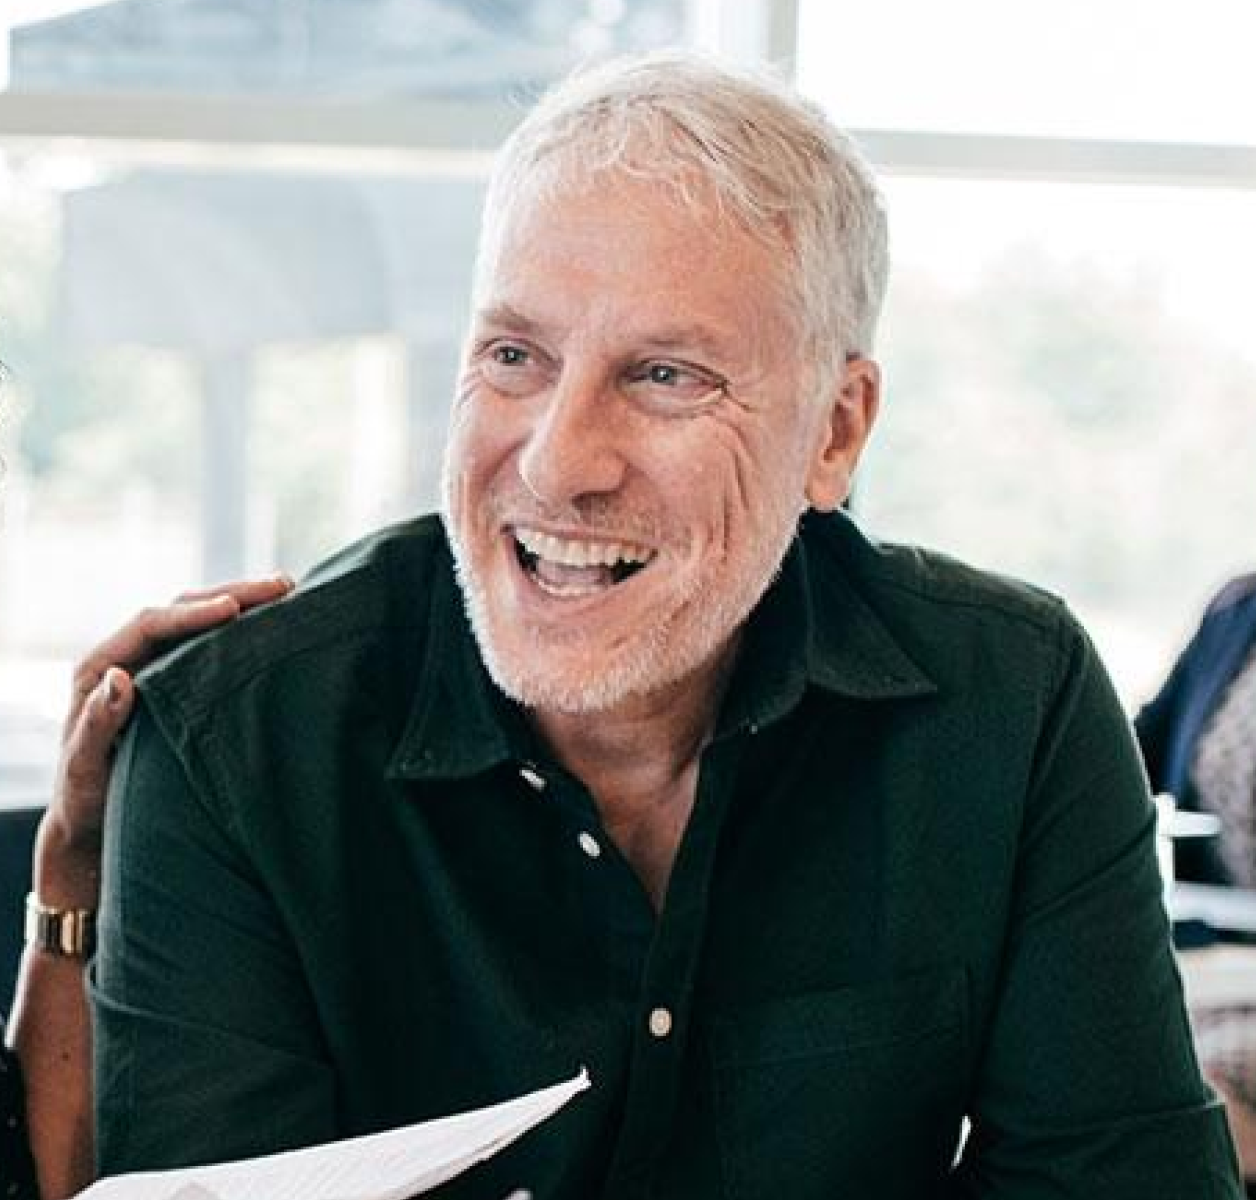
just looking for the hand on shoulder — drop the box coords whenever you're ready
[34,576,294,908]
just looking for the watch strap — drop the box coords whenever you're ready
[24,893,97,957]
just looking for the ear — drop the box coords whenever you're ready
[804,356,881,512]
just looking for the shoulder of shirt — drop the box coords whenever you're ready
[1204,571,1256,616]
[801,515,1091,707]
[137,513,451,718]
[805,511,1072,637]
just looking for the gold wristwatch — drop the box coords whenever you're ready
[24,893,97,957]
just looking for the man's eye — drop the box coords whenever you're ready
[475,340,547,397]
[629,360,708,388]
[491,344,529,367]
[632,361,696,387]
[626,360,725,410]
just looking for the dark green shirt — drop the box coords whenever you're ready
[94,511,1242,1198]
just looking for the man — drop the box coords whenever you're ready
[94,53,1241,1197]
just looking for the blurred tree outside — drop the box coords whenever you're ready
[862,240,1256,700]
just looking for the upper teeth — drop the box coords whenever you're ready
[515,528,653,569]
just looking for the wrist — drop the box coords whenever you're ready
[31,813,102,910]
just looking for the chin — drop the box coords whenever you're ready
[475,620,678,715]
[448,508,798,718]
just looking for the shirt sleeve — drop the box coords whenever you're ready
[950,616,1244,1198]
[0,1029,39,1200]
[92,701,336,1175]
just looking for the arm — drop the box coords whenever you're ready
[93,659,336,1172]
[951,618,1242,1198]
[5,578,292,1200]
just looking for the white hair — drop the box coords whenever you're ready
[475,49,890,377]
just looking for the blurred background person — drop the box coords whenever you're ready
[1136,571,1256,1187]
[1136,572,1256,887]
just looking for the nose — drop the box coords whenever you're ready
[517,365,627,505]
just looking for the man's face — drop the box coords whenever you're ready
[443,174,869,715]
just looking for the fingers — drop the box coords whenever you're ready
[66,575,294,727]
[175,575,294,610]
[64,668,133,783]
[49,574,294,872]
[54,668,136,846]
[67,601,223,726]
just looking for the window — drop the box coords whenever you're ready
[799,0,1256,702]
[0,0,687,805]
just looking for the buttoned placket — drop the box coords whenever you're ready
[596,733,749,1199]
[512,741,742,1196]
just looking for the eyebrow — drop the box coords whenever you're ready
[473,304,738,363]
[637,325,737,361]
[472,303,549,339]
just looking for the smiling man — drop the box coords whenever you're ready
[94,53,1242,1199]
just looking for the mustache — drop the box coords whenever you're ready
[483,489,672,546]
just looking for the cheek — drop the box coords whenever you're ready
[442,414,494,541]
[446,396,512,488]
[706,418,794,507]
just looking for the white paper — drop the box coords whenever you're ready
[75,1068,590,1200]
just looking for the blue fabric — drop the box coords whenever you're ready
[1135,575,1256,884]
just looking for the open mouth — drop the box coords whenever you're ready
[513,526,655,597]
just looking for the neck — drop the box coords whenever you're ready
[530,635,740,817]
[529,640,740,911]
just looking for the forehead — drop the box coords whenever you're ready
[474,174,800,348]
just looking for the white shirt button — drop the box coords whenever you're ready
[648,1006,673,1039]
[577,831,602,859]
[519,765,546,792]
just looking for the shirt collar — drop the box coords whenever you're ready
[715,511,937,738]
[387,542,526,783]
[389,512,936,783]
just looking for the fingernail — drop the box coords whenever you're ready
[102,668,124,705]
[274,572,295,590]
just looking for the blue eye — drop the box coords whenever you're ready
[629,360,704,389]
[493,344,528,366]
[625,359,726,412]
[477,338,551,398]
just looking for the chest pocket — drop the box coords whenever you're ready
[708,965,969,1200]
